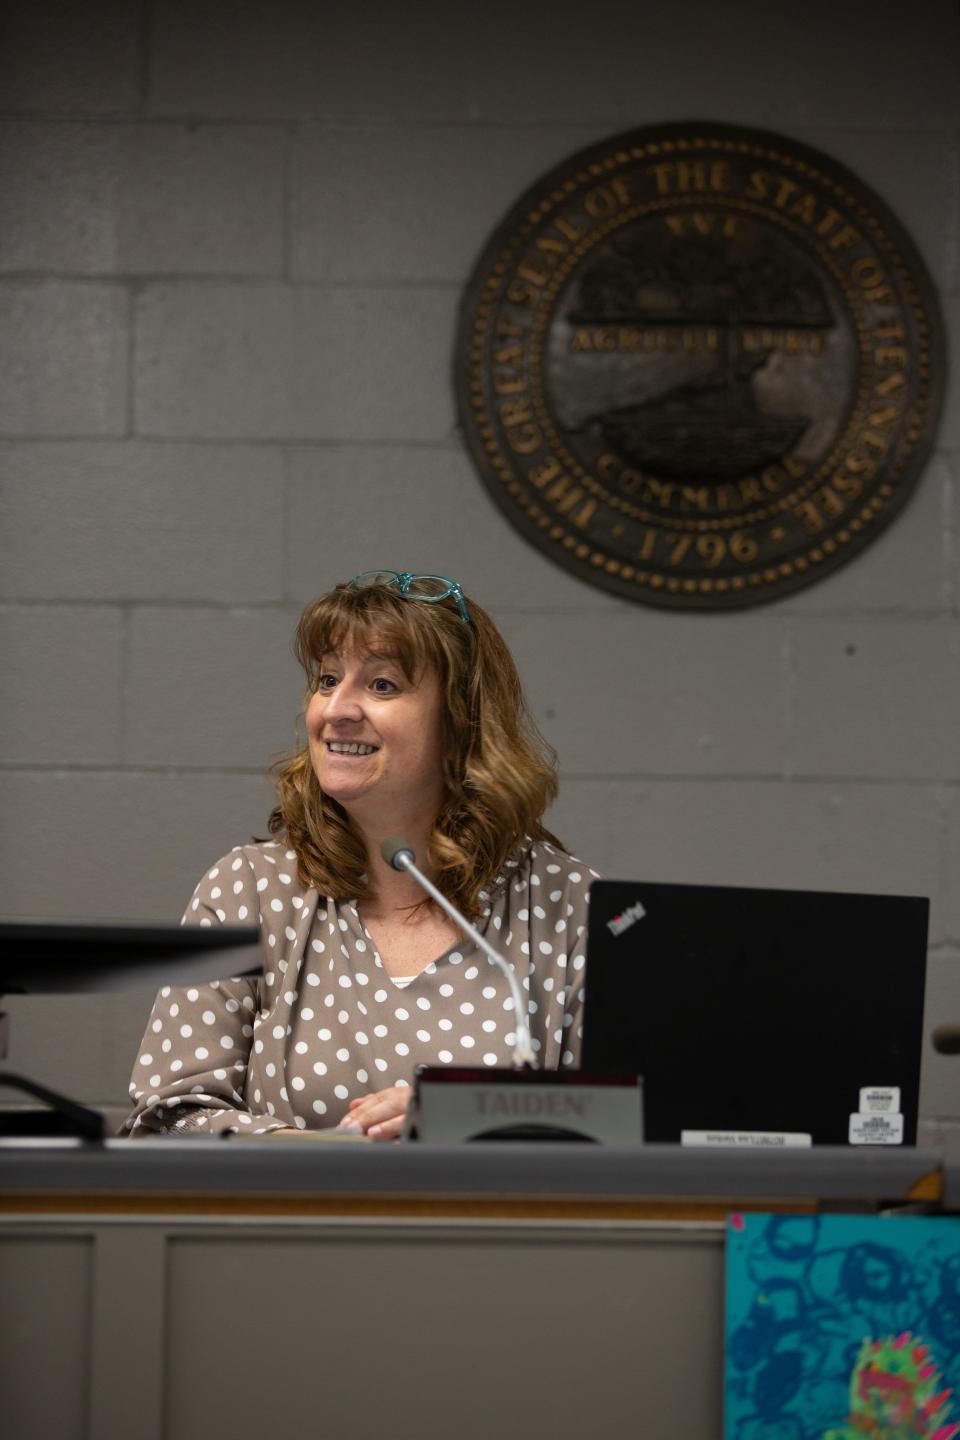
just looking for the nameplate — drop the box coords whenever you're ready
[410,1067,643,1144]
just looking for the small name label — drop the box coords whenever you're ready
[681,1130,812,1149]
[849,1112,904,1145]
[858,1086,900,1114]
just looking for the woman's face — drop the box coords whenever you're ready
[306,640,447,827]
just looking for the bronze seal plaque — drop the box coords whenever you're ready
[455,123,945,609]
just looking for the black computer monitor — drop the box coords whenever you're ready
[0,920,261,994]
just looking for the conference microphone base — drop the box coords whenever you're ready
[405,1065,643,1144]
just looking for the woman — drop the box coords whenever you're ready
[124,571,596,1140]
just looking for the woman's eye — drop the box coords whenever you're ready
[372,677,398,695]
[317,673,338,692]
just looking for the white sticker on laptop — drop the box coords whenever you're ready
[858,1086,900,1114]
[681,1130,812,1149]
[849,1112,904,1145]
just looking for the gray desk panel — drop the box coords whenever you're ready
[0,1233,92,1440]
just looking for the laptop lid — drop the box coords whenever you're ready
[581,881,929,1146]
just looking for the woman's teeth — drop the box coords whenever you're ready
[327,741,377,755]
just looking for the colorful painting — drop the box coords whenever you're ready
[725,1212,960,1440]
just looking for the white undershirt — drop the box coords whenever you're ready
[390,974,416,988]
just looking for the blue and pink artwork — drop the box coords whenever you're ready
[725,1211,960,1440]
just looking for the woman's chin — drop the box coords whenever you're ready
[322,777,366,801]
[319,771,378,810]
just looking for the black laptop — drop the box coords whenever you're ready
[581,881,929,1146]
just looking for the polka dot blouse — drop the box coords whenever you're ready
[123,839,597,1137]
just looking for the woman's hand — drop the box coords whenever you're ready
[337,1085,410,1141]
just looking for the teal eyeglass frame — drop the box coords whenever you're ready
[347,570,471,624]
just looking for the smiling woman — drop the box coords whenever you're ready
[122,573,598,1140]
[278,576,563,926]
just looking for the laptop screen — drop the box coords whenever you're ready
[581,881,929,1146]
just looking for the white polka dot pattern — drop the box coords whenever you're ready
[123,839,597,1137]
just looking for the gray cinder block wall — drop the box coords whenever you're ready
[1,0,958,1141]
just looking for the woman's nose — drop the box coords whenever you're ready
[323,680,363,721]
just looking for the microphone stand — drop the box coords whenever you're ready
[380,838,644,1144]
[380,838,536,1067]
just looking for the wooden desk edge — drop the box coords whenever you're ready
[0,1186,940,1221]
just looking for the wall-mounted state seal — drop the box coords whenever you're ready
[455,123,945,610]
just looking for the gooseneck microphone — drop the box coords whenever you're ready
[380,837,536,1069]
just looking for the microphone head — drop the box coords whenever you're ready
[932,1025,960,1056]
[381,836,415,870]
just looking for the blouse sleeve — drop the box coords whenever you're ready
[523,844,596,1071]
[556,853,595,1070]
[122,849,286,1138]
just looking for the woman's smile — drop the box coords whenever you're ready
[325,740,380,757]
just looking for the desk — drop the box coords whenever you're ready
[0,1141,952,1440]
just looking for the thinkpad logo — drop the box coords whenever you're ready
[607,901,646,937]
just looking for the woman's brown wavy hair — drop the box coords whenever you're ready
[268,580,564,920]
